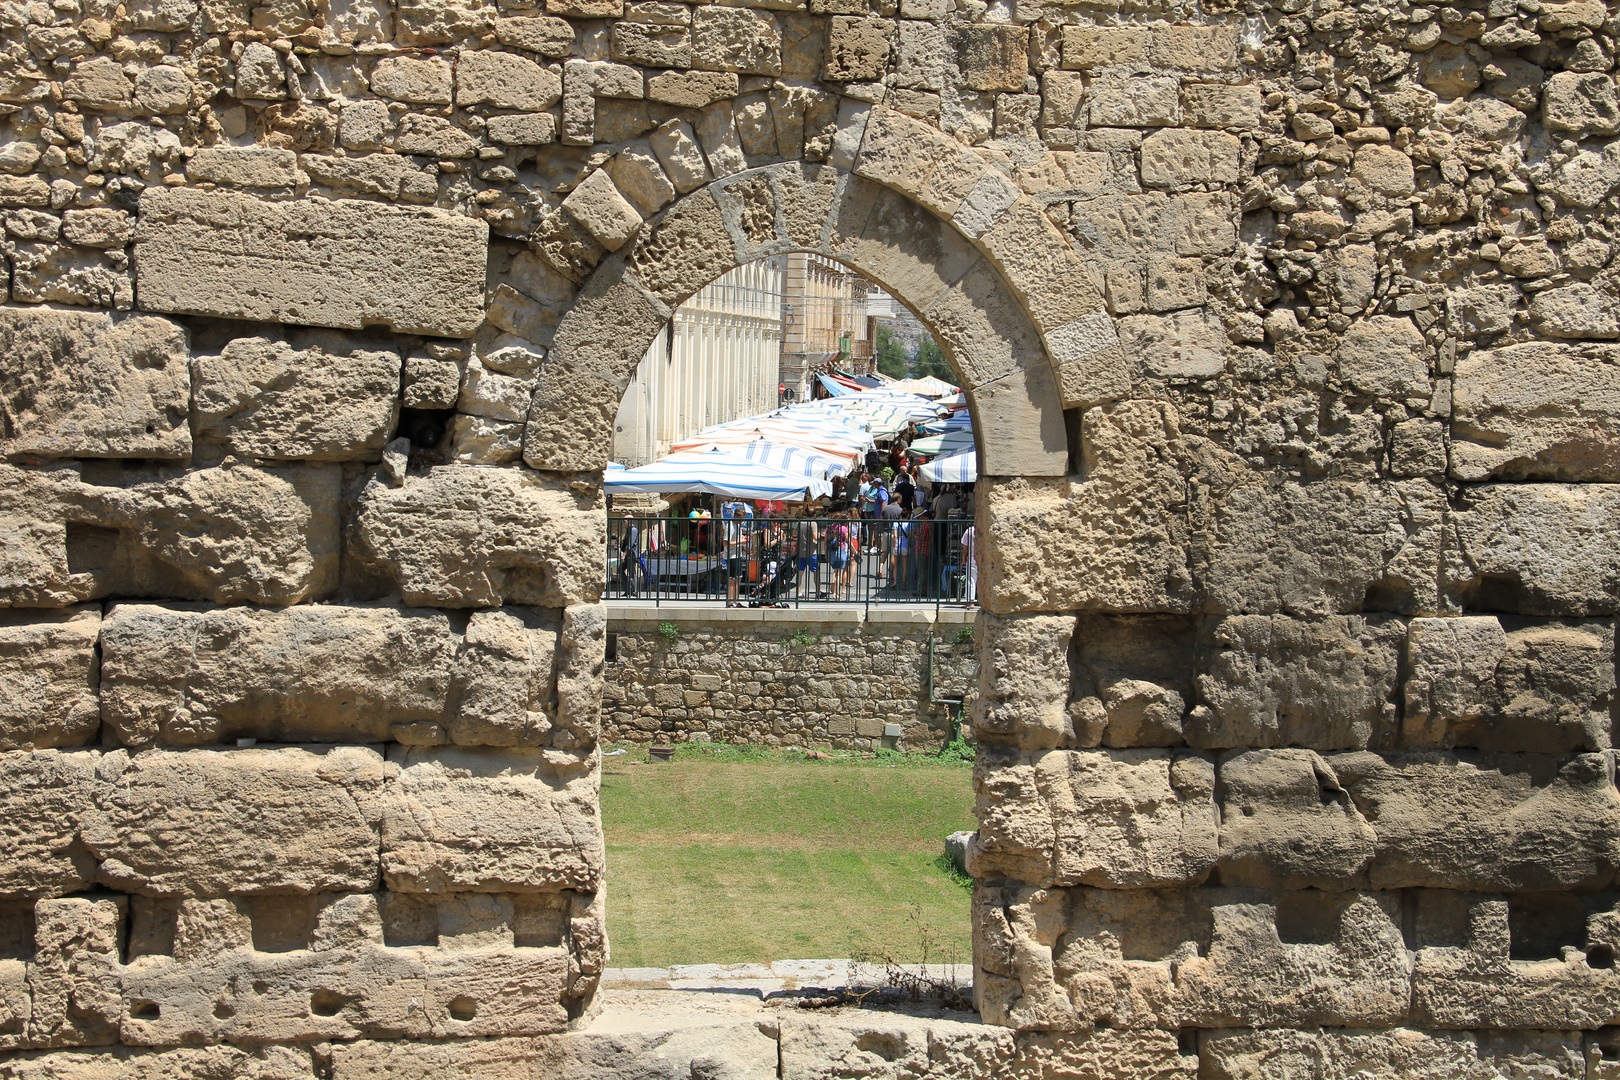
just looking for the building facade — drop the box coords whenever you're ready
[780,252,879,397]
[610,257,784,466]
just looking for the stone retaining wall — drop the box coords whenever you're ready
[603,607,977,749]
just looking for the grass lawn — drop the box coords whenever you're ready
[601,744,976,968]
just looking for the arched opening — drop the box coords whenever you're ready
[595,250,981,972]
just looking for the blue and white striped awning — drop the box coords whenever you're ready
[921,448,977,484]
[602,447,832,501]
[734,439,850,480]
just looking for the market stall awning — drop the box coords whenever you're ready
[920,447,977,484]
[603,448,833,501]
[908,431,976,456]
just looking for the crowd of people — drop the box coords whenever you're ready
[608,453,981,607]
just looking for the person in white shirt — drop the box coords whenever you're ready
[960,522,980,605]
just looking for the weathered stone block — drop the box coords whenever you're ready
[1336,315,1430,399]
[1190,615,1403,750]
[84,745,385,897]
[957,24,1027,92]
[1202,478,1444,616]
[99,602,460,748]
[193,332,402,461]
[1217,749,1378,890]
[0,606,100,750]
[0,749,100,897]
[1446,483,1620,615]
[25,896,122,1048]
[982,404,1196,615]
[971,612,1074,749]
[382,746,603,893]
[135,188,489,338]
[0,460,340,609]
[1405,615,1616,752]
[455,50,561,110]
[1452,341,1620,482]
[1200,1028,1586,1080]
[692,7,781,76]
[352,465,603,609]
[10,242,134,311]
[1332,750,1620,891]
[1139,129,1240,187]
[823,17,892,82]
[449,608,561,747]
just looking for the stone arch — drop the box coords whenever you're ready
[521,109,1128,478]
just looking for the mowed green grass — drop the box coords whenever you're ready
[601,747,975,968]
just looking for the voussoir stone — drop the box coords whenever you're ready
[0,306,190,460]
[134,188,489,338]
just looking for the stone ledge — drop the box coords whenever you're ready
[607,603,977,626]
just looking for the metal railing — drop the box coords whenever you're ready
[606,516,977,610]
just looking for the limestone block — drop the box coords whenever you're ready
[974,884,1073,1030]
[1189,614,1403,750]
[1452,342,1620,481]
[369,55,453,104]
[1175,889,1412,1028]
[122,924,570,1043]
[98,602,459,747]
[0,749,100,897]
[1039,749,1217,888]
[605,147,675,217]
[449,608,561,747]
[1201,478,1445,616]
[395,0,493,44]
[1351,143,1418,198]
[561,169,643,252]
[646,69,739,108]
[692,7,781,76]
[971,612,1074,749]
[25,897,122,1048]
[184,147,299,188]
[612,22,690,67]
[957,23,1027,92]
[397,115,481,158]
[1410,893,1620,1029]
[1069,614,1195,747]
[1216,749,1378,890]
[1332,750,1620,891]
[823,17,892,82]
[1336,315,1430,399]
[59,209,133,249]
[10,242,134,310]
[895,20,948,90]
[853,105,988,219]
[403,355,461,410]
[352,464,603,608]
[84,745,385,896]
[1404,615,1615,752]
[456,50,562,110]
[302,153,440,203]
[448,414,524,465]
[496,14,576,54]
[0,1045,317,1078]
[554,603,605,747]
[1200,1028,1585,1080]
[1139,129,1240,187]
[0,306,190,460]
[649,119,711,194]
[0,606,100,750]
[458,359,532,422]
[1446,483,1620,615]
[1526,282,1620,339]
[0,460,341,609]
[234,42,286,100]
[983,404,1195,615]
[193,333,401,461]
[135,188,488,339]
[382,746,603,893]
[1544,70,1620,137]
[1088,76,1181,127]
[487,113,559,146]
[1183,82,1263,130]
[65,57,136,110]
[1119,310,1224,378]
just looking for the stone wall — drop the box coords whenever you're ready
[603,607,977,749]
[0,0,1616,1072]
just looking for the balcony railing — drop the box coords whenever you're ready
[607,516,976,610]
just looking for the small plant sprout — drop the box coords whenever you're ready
[657,621,680,643]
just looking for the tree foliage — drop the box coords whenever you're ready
[913,336,954,384]
[875,324,909,378]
